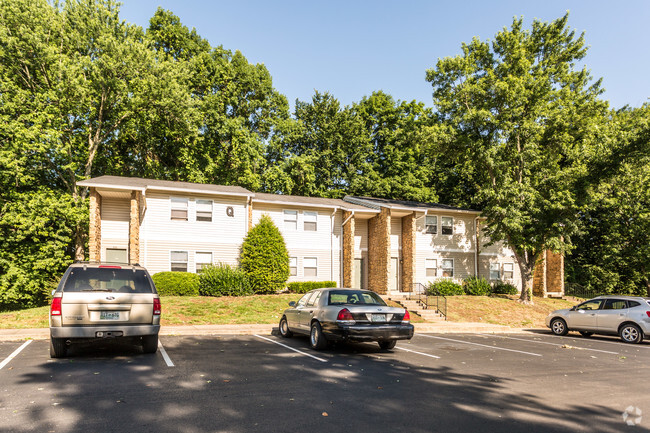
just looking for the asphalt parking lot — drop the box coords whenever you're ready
[1,332,649,433]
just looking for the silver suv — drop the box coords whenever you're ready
[49,262,161,358]
[546,295,650,343]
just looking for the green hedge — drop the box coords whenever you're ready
[492,281,519,295]
[287,281,337,294]
[152,272,200,296]
[199,263,252,297]
[463,276,492,296]
[427,279,464,296]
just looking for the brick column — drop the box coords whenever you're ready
[129,191,141,265]
[368,207,390,295]
[546,251,565,295]
[342,211,355,287]
[401,212,416,292]
[88,189,101,262]
[533,253,547,297]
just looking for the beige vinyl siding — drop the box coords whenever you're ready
[415,251,475,285]
[478,255,522,291]
[144,241,240,274]
[390,216,402,255]
[354,218,368,254]
[415,213,476,253]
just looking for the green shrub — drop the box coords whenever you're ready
[198,263,252,297]
[463,276,492,296]
[240,214,290,294]
[492,281,519,295]
[427,279,464,296]
[287,281,337,293]
[152,272,199,296]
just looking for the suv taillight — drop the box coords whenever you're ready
[153,298,161,316]
[336,308,355,324]
[402,310,411,324]
[50,297,62,316]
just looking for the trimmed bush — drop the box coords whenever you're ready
[427,279,464,296]
[492,281,519,295]
[240,214,290,294]
[463,276,492,296]
[287,281,337,294]
[152,272,200,296]
[199,263,252,297]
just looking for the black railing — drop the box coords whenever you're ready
[564,283,602,300]
[410,282,447,320]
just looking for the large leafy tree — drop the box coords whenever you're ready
[426,14,608,303]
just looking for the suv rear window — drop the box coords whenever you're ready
[63,268,154,293]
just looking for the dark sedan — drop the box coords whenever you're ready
[279,288,414,350]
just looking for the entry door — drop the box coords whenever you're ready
[105,248,127,264]
[389,257,399,292]
[353,258,364,289]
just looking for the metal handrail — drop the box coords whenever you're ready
[410,282,447,320]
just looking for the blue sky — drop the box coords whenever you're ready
[118,0,650,111]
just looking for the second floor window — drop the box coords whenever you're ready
[196,200,213,222]
[425,215,437,234]
[441,217,454,235]
[284,210,297,230]
[304,211,317,231]
[171,198,188,221]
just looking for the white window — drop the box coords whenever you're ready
[196,199,213,222]
[284,210,297,230]
[425,259,437,277]
[441,217,453,235]
[425,215,437,234]
[304,257,317,277]
[195,252,213,272]
[441,258,454,277]
[490,263,500,280]
[289,257,297,276]
[170,251,188,272]
[304,211,317,231]
[503,263,514,280]
[171,198,188,221]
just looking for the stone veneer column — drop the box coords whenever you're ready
[401,212,416,292]
[546,251,565,295]
[342,211,355,288]
[88,189,101,262]
[129,191,141,265]
[368,207,390,295]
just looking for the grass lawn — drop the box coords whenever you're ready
[0,293,579,329]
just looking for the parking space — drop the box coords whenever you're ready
[1,333,649,432]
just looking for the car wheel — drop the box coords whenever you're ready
[142,334,158,354]
[579,331,593,337]
[279,316,293,338]
[50,337,67,358]
[619,324,643,344]
[309,321,327,350]
[378,340,397,350]
[550,318,568,336]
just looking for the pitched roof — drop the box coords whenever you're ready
[77,176,252,196]
[253,192,375,211]
[344,196,479,214]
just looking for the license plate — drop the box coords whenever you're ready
[371,314,386,323]
[100,311,120,320]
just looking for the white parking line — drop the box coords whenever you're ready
[0,340,32,370]
[556,334,650,349]
[394,346,441,359]
[158,341,175,367]
[254,335,328,363]
[417,334,542,357]
[477,334,619,355]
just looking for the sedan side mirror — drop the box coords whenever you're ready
[289,301,296,307]
[569,306,576,311]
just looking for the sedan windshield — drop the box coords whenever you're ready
[327,290,386,306]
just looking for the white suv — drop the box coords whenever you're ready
[49,263,161,358]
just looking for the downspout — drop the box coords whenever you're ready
[330,208,337,283]
[340,210,354,288]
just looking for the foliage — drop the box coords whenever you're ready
[492,281,519,295]
[287,281,337,294]
[151,272,200,296]
[427,279,464,296]
[198,263,252,297]
[426,13,608,303]
[463,277,492,296]
[240,215,290,294]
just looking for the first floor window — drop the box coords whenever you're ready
[304,257,317,277]
[490,263,500,280]
[196,199,213,222]
[441,217,453,235]
[425,258,437,277]
[289,257,297,276]
[284,210,297,230]
[195,252,213,272]
[171,251,188,272]
[503,263,514,280]
[171,198,188,221]
[304,211,317,231]
[441,258,454,277]
[425,215,437,234]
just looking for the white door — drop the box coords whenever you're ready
[389,257,399,292]
[353,258,364,289]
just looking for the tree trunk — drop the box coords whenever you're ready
[513,249,537,305]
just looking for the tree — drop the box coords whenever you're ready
[426,14,608,303]
[240,214,290,294]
